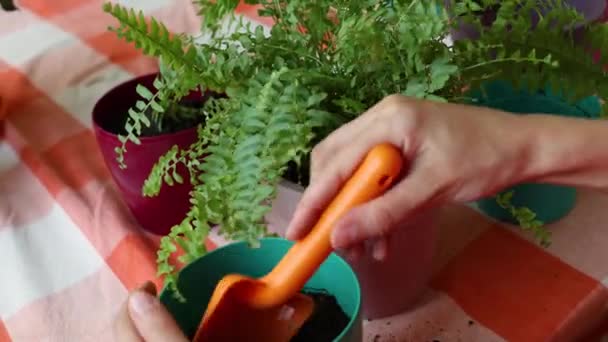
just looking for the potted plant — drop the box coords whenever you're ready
[160,238,362,341]
[447,0,607,232]
[101,0,608,329]
[92,66,218,235]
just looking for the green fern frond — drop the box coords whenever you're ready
[156,193,210,302]
[458,0,608,103]
[194,0,242,30]
[496,191,551,247]
[103,2,202,75]
[103,2,205,168]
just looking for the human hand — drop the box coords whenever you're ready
[286,94,535,260]
[114,281,188,342]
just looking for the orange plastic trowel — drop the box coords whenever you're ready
[193,143,404,342]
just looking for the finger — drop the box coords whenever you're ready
[343,243,365,262]
[114,282,157,342]
[286,162,352,240]
[372,236,389,261]
[127,286,188,342]
[309,105,382,183]
[331,168,439,250]
[114,300,144,342]
[287,122,407,241]
[309,121,359,184]
[289,122,373,240]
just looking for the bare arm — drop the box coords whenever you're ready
[286,95,608,259]
[519,113,608,191]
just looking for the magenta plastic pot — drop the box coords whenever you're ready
[92,73,201,235]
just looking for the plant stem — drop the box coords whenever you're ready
[260,43,323,64]
[461,57,552,71]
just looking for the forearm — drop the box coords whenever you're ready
[516,113,608,192]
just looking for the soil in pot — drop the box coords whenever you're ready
[291,288,350,342]
[101,95,210,137]
[283,156,311,188]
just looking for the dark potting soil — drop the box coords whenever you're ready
[290,289,350,342]
[283,160,310,187]
[101,97,206,137]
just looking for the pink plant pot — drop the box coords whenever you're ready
[92,73,202,235]
[340,211,438,320]
[266,180,439,320]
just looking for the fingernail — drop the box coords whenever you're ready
[129,290,158,316]
[277,305,295,321]
[372,241,387,261]
[139,281,157,296]
[372,247,384,261]
[331,225,352,249]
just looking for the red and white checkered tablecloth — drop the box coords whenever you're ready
[1,1,608,341]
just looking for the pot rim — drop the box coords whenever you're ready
[92,72,200,143]
[159,237,362,341]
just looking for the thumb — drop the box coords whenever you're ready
[127,288,188,342]
[330,170,436,251]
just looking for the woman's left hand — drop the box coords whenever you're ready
[113,281,188,342]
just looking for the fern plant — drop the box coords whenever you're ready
[103,0,608,298]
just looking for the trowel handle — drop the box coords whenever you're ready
[259,143,404,307]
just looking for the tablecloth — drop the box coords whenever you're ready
[1,1,608,341]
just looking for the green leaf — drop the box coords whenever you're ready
[150,100,165,113]
[164,172,174,186]
[306,93,327,107]
[172,170,184,184]
[404,77,428,98]
[135,100,146,111]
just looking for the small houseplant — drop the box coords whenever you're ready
[102,0,608,318]
[92,67,218,235]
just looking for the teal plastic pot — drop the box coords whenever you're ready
[471,80,601,224]
[159,238,362,341]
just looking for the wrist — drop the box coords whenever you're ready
[513,113,608,188]
[500,113,547,185]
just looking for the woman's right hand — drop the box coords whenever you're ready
[286,94,540,260]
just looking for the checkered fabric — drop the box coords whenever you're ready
[1,1,608,341]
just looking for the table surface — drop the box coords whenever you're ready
[1,1,608,341]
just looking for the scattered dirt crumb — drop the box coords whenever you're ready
[386,321,391,326]
[468,320,475,326]
[373,334,381,342]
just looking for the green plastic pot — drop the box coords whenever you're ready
[471,80,601,224]
[159,238,362,341]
